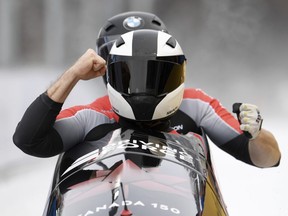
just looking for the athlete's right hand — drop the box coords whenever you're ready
[70,48,106,81]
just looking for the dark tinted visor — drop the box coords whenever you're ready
[107,57,185,96]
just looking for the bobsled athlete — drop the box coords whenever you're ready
[13,11,280,168]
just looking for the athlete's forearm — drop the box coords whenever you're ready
[248,129,281,168]
[47,49,106,103]
[47,67,80,103]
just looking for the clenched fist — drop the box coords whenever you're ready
[238,103,263,139]
[70,49,106,81]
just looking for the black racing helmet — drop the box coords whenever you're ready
[106,29,186,121]
[96,11,169,85]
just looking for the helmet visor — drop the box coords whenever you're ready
[107,57,185,96]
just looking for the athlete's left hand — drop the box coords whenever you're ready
[238,103,263,140]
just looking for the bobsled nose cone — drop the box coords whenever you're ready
[121,209,132,216]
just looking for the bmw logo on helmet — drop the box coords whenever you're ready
[123,16,144,30]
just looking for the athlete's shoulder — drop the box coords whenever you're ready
[57,95,117,120]
[183,88,214,102]
[89,94,111,110]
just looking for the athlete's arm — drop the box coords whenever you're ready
[13,93,64,157]
[181,89,281,168]
[47,49,106,103]
[13,49,106,157]
[215,101,281,168]
[236,103,281,167]
[249,129,280,167]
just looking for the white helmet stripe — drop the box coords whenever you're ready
[109,30,184,57]
[107,84,136,120]
[152,83,185,119]
[109,31,134,56]
[157,31,184,56]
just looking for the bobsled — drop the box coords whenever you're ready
[43,127,229,216]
